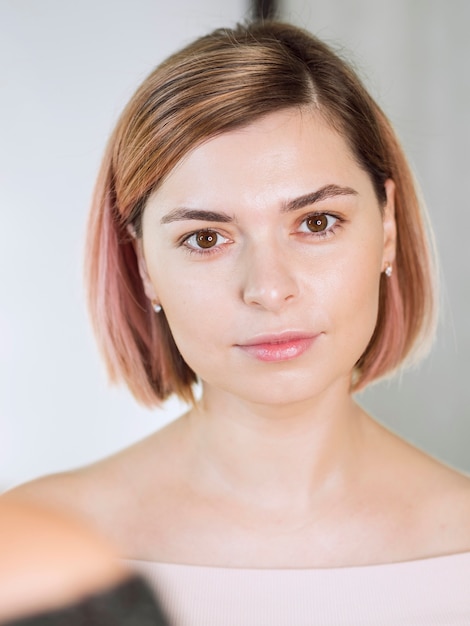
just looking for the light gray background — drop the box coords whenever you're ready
[1,0,468,490]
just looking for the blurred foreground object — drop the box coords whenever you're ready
[0,497,169,625]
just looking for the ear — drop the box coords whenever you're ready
[133,237,159,304]
[382,179,397,269]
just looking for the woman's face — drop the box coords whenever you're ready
[139,108,396,406]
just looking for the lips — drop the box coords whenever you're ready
[237,332,318,362]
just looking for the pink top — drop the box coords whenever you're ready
[126,552,470,625]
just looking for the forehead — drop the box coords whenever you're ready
[146,108,371,212]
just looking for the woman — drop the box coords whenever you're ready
[13,21,470,624]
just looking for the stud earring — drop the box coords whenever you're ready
[384,263,393,278]
[152,301,162,313]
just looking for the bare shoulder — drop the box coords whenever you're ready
[365,414,470,554]
[7,465,110,527]
[6,417,187,537]
[415,454,470,552]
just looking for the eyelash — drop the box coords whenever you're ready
[180,212,344,257]
[181,229,232,256]
[297,213,342,238]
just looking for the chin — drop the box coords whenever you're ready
[226,370,351,408]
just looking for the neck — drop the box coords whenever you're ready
[185,379,369,512]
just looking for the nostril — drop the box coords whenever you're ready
[242,278,298,311]
[240,243,299,311]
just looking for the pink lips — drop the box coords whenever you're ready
[237,332,318,362]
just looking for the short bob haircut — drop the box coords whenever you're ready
[86,21,436,407]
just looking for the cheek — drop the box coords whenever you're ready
[327,241,383,345]
[149,261,230,354]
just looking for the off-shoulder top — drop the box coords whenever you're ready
[125,552,470,626]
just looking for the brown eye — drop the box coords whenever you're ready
[196,230,218,248]
[306,214,328,232]
[184,229,230,253]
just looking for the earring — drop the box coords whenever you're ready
[152,300,162,313]
[384,263,393,278]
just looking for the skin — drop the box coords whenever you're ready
[8,108,470,569]
[0,496,128,622]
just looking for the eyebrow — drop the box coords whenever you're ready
[282,184,358,212]
[160,184,358,224]
[160,209,232,224]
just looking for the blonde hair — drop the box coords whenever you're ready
[85,21,436,406]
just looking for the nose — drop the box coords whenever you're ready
[241,242,299,312]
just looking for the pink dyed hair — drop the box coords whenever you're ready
[85,22,437,406]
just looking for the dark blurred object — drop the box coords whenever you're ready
[0,497,170,625]
[252,0,278,20]
[2,576,169,626]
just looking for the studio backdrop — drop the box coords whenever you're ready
[1,0,468,490]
